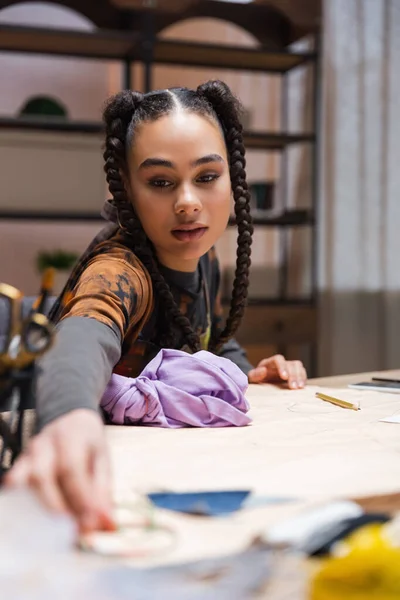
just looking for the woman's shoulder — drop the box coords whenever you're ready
[90,233,149,273]
[75,233,154,308]
[60,233,154,338]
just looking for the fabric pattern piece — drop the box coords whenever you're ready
[101,349,251,428]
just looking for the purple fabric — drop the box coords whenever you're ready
[101,349,251,428]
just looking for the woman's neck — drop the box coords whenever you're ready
[156,251,199,273]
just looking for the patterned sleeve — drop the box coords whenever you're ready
[59,245,153,341]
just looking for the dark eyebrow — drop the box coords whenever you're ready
[139,154,224,170]
[192,154,224,167]
[139,158,174,169]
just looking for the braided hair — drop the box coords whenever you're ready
[103,80,253,353]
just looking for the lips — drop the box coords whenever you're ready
[172,223,207,232]
[171,224,208,242]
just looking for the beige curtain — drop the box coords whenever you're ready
[319,0,400,375]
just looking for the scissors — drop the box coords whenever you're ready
[0,282,54,375]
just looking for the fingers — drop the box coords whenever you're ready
[285,360,307,389]
[57,425,115,534]
[4,454,30,487]
[258,355,289,381]
[248,354,308,389]
[4,411,114,535]
[57,444,100,533]
[248,365,267,383]
[5,440,68,514]
[28,438,69,513]
[91,449,116,532]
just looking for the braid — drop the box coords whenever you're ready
[103,91,201,352]
[197,81,253,351]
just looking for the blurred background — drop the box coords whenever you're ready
[0,0,398,378]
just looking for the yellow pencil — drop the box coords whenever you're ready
[315,391,360,411]
[33,267,55,315]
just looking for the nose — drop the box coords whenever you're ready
[174,183,202,216]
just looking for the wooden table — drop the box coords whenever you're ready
[3,369,400,599]
[105,369,400,572]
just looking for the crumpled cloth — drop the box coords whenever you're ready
[101,349,251,428]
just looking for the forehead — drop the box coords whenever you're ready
[129,111,227,164]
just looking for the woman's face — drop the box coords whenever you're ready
[126,110,232,272]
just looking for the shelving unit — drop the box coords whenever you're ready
[0,114,315,149]
[0,1,321,375]
[0,24,316,70]
[0,206,315,227]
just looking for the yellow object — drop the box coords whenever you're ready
[316,391,360,411]
[310,524,400,600]
[0,282,54,372]
[32,267,55,311]
[41,267,55,291]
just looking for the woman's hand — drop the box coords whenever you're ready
[248,354,307,389]
[4,409,116,534]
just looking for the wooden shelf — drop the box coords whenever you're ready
[0,25,141,60]
[0,209,314,225]
[221,297,315,308]
[229,210,314,227]
[0,211,104,221]
[0,24,316,72]
[153,39,315,72]
[0,117,314,151]
[244,131,315,150]
[0,117,104,134]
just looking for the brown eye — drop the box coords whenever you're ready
[149,179,173,188]
[197,174,219,184]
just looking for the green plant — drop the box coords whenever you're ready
[36,250,79,273]
[20,96,68,119]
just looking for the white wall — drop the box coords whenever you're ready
[0,130,105,213]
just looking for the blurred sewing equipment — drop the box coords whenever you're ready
[0,272,55,480]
